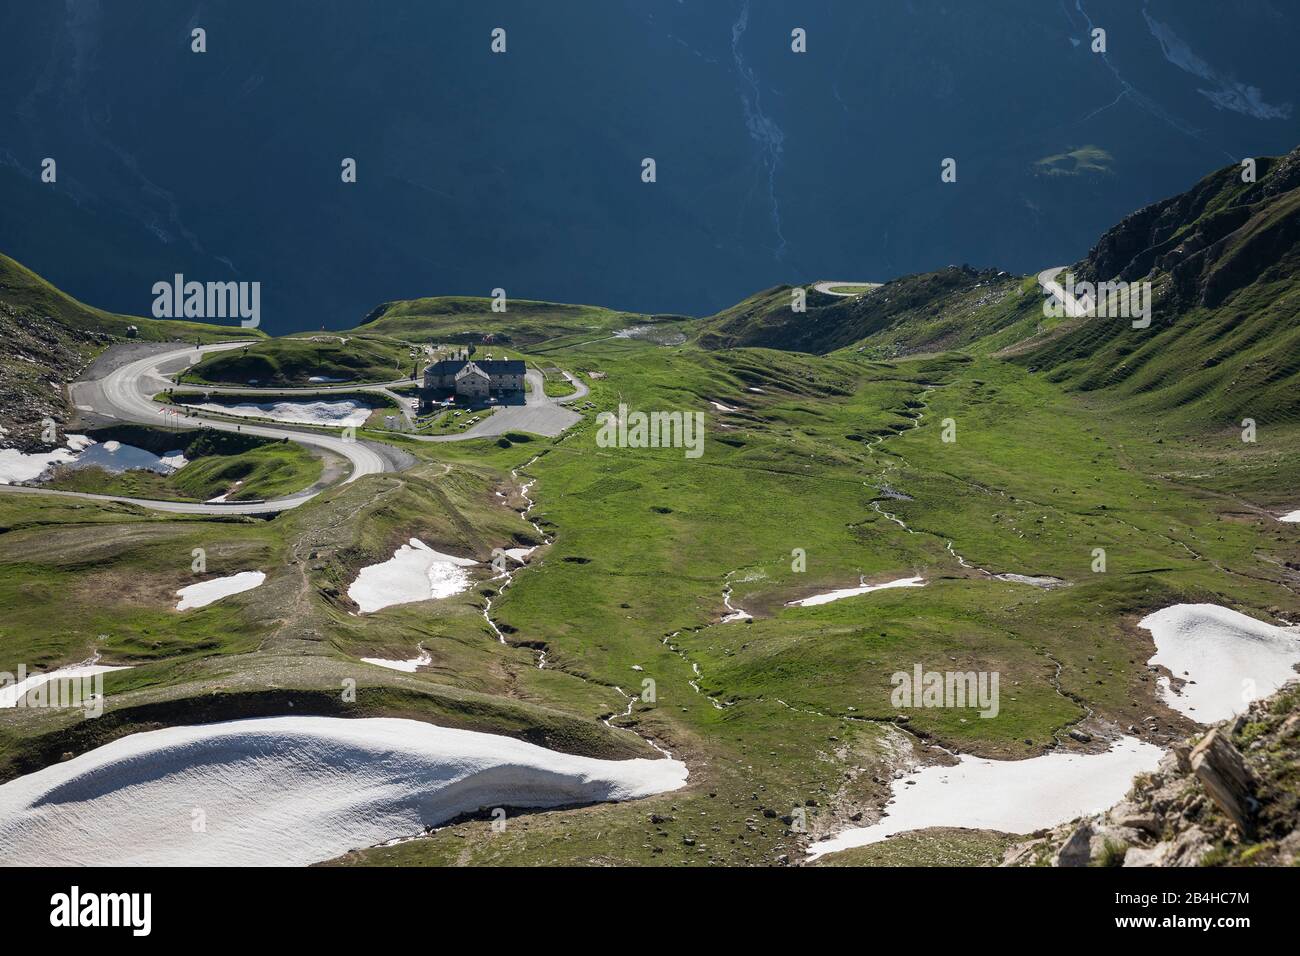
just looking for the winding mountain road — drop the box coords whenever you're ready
[2,343,588,516]
[812,280,881,297]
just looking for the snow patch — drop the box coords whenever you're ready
[0,657,131,709]
[0,434,91,484]
[0,716,689,866]
[348,538,477,613]
[721,583,751,622]
[808,735,1162,859]
[176,571,266,611]
[1143,11,1291,120]
[188,399,373,427]
[1139,604,1300,723]
[786,576,925,608]
[994,573,1070,590]
[361,645,432,673]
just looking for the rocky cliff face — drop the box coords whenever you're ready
[0,300,108,452]
[1009,147,1300,427]
[1077,146,1300,310]
[1003,682,1300,867]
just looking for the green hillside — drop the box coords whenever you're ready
[694,268,1057,359]
[1010,148,1300,430]
[43,427,322,503]
[357,294,683,350]
[0,252,264,344]
[1,149,1297,868]
[693,148,1300,437]
[184,334,416,386]
[185,293,675,384]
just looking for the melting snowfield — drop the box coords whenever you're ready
[1280,509,1300,523]
[786,576,925,607]
[810,600,1300,860]
[187,398,374,427]
[361,646,432,673]
[67,440,187,475]
[1139,603,1300,723]
[348,538,477,613]
[0,657,130,709]
[0,716,689,866]
[175,571,266,611]
[808,736,1163,859]
[0,434,92,484]
[1,436,189,484]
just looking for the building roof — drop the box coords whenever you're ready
[477,359,526,374]
[426,358,525,376]
[455,362,490,380]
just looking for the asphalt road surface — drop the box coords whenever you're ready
[4,343,587,515]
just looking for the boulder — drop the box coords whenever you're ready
[1123,843,1172,867]
[1089,825,1143,863]
[1001,840,1045,867]
[1166,826,1213,867]
[1109,802,1161,836]
[1053,822,1094,867]
[1189,728,1256,836]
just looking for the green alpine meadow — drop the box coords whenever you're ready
[2,148,1298,875]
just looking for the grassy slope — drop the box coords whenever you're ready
[4,281,1296,865]
[183,334,417,386]
[2,152,1298,866]
[343,329,1296,865]
[44,440,323,503]
[1010,151,1300,431]
[694,268,1031,358]
[356,294,669,350]
[811,828,1016,866]
[0,252,266,343]
[0,460,652,783]
[180,314,595,386]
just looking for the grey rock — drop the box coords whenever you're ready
[1053,822,1095,867]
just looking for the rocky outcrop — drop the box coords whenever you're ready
[1010,148,1300,425]
[1003,681,1300,867]
[1075,145,1300,311]
[1190,728,1258,836]
[0,301,108,452]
